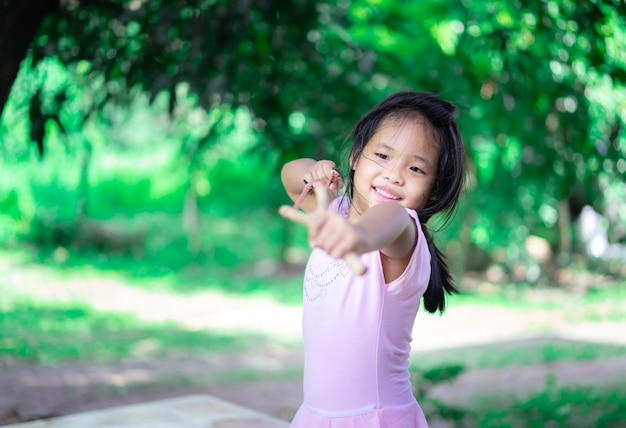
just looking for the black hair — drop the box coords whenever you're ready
[344,90,466,314]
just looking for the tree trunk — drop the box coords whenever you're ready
[183,181,201,255]
[558,199,572,255]
[77,142,93,220]
[0,0,60,118]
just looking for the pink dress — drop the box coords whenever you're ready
[290,198,431,428]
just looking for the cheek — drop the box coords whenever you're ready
[426,179,438,200]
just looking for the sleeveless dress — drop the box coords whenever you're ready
[290,197,431,428]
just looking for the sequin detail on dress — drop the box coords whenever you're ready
[304,252,350,302]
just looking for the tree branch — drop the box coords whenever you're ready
[0,0,61,118]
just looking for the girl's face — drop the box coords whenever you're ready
[350,117,439,217]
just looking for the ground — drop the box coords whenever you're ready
[3,333,626,426]
[1,261,626,426]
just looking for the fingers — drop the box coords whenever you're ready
[278,205,311,226]
[308,211,367,275]
[330,173,344,191]
[279,185,330,225]
[279,204,367,276]
[305,161,343,190]
[280,173,366,276]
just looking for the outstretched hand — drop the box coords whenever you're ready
[279,186,367,275]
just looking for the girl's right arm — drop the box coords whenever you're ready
[281,158,341,213]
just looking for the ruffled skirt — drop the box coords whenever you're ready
[290,400,428,428]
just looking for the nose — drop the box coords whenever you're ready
[383,167,403,184]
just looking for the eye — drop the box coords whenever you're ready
[375,153,388,160]
[410,166,424,174]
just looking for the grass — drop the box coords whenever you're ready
[7,208,308,306]
[473,383,626,427]
[4,238,305,307]
[453,281,626,323]
[418,379,626,428]
[416,367,626,427]
[0,295,267,365]
[412,339,626,373]
[412,339,626,427]
[2,240,626,367]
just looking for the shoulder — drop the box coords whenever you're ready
[406,208,429,265]
[403,208,427,248]
[384,208,431,297]
[403,206,420,224]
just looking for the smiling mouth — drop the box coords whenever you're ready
[374,187,401,200]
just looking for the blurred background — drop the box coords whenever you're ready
[1,0,625,427]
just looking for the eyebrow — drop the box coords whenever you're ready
[377,143,433,168]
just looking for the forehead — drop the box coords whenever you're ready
[369,117,440,161]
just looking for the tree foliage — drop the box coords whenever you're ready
[1,0,625,276]
[1,0,371,159]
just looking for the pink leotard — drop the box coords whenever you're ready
[290,197,431,428]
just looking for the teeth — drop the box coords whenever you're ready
[375,188,400,200]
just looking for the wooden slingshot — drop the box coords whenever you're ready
[280,181,367,276]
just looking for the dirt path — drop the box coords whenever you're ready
[3,332,626,426]
[428,355,626,408]
[0,351,305,424]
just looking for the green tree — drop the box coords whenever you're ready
[0,0,371,159]
[2,0,625,277]
[0,0,376,262]
[342,0,626,275]
[450,0,626,272]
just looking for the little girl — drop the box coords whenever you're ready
[279,91,466,427]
